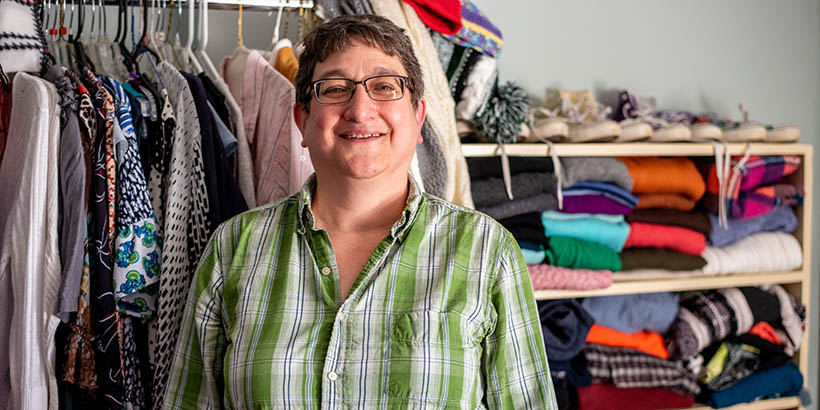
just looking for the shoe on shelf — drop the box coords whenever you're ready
[737,103,800,143]
[764,124,800,142]
[658,111,722,141]
[612,90,690,142]
[616,121,653,142]
[521,106,570,142]
[543,89,620,142]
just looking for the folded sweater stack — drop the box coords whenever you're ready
[467,156,557,219]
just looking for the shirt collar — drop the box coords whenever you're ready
[297,174,424,241]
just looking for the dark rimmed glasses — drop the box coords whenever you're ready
[311,75,411,104]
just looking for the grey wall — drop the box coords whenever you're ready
[197,1,820,407]
[470,2,819,408]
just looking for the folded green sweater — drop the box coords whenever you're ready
[545,236,622,272]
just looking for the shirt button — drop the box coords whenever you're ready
[328,371,338,381]
[321,266,331,276]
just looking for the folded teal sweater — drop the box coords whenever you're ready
[541,211,630,252]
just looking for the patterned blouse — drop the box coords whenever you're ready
[151,61,212,409]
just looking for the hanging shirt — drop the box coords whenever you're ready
[221,50,313,205]
[182,71,248,225]
[152,61,213,410]
[60,71,100,394]
[99,75,161,320]
[162,175,557,409]
[99,75,158,409]
[145,89,176,230]
[44,66,87,323]
[0,72,62,410]
[200,57,257,208]
[82,69,125,407]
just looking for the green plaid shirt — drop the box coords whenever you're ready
[162,176,556,409]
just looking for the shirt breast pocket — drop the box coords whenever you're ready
[387,310,484,408]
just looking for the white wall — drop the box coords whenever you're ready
[200,2,820,407]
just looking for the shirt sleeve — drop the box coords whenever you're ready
[482,233,557,410]
[162,232,228,409]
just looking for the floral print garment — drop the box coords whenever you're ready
[99,75,161,320]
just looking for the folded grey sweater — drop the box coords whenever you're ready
[471,171,555,207]
[562,157,633,191]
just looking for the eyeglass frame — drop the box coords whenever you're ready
[309,74,413,105]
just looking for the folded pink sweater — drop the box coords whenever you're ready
[624,222,706,256]
[528,264,613,290]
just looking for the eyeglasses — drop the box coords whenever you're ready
[311,75,411,105]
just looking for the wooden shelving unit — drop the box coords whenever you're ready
[461,142,813,410]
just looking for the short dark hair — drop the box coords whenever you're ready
[294,14,424,112]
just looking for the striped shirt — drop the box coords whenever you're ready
[162,176,556,409]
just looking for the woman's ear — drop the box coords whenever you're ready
[415,98,426,144]
[294,103,308,147]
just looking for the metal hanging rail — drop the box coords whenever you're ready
[100,0,314,11]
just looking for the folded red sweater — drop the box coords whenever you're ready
[624,221,706,255]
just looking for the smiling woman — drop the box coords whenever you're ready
[162,14,556,410]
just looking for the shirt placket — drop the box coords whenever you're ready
[306,228,348,409]
[310,228,399,410]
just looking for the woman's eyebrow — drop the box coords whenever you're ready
[315,66,400,79]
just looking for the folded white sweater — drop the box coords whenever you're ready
[701,232,802,275]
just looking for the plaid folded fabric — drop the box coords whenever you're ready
[731,183,803,220]
[583,343,701,396]
[440,0,503,57]
[704,155,802,219]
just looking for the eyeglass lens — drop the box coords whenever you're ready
[315,75,405,103]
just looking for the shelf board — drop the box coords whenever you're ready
[461,142,812,157]
[532,271,806,300]
[673,396,802,410]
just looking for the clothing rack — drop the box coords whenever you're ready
[100,0,315,11]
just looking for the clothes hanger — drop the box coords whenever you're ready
[95,0,121,77]
[69,0,97,73]
[132,0,162,66]
[83,0,101,68]
[184,0,203,73]
[194,0,220,76]
[268,5,284,49]
[225,0,249,60]
[43,0,58,66]
[170,0,188,70]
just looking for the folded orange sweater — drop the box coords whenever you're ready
[624,221,706,255]
[635,193,697,212]
[620,157,706,202]
[586,324,669,359]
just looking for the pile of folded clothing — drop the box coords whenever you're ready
[536,287,804,410]
[666,285,805,408]
[576,293,694,410]
[478,154,804,290]
[701,155,804,275]
[616,157,711,274]
[523,157,638,290]
[467,156,557,220]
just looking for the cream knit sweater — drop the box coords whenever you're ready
[371,0,474,208]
